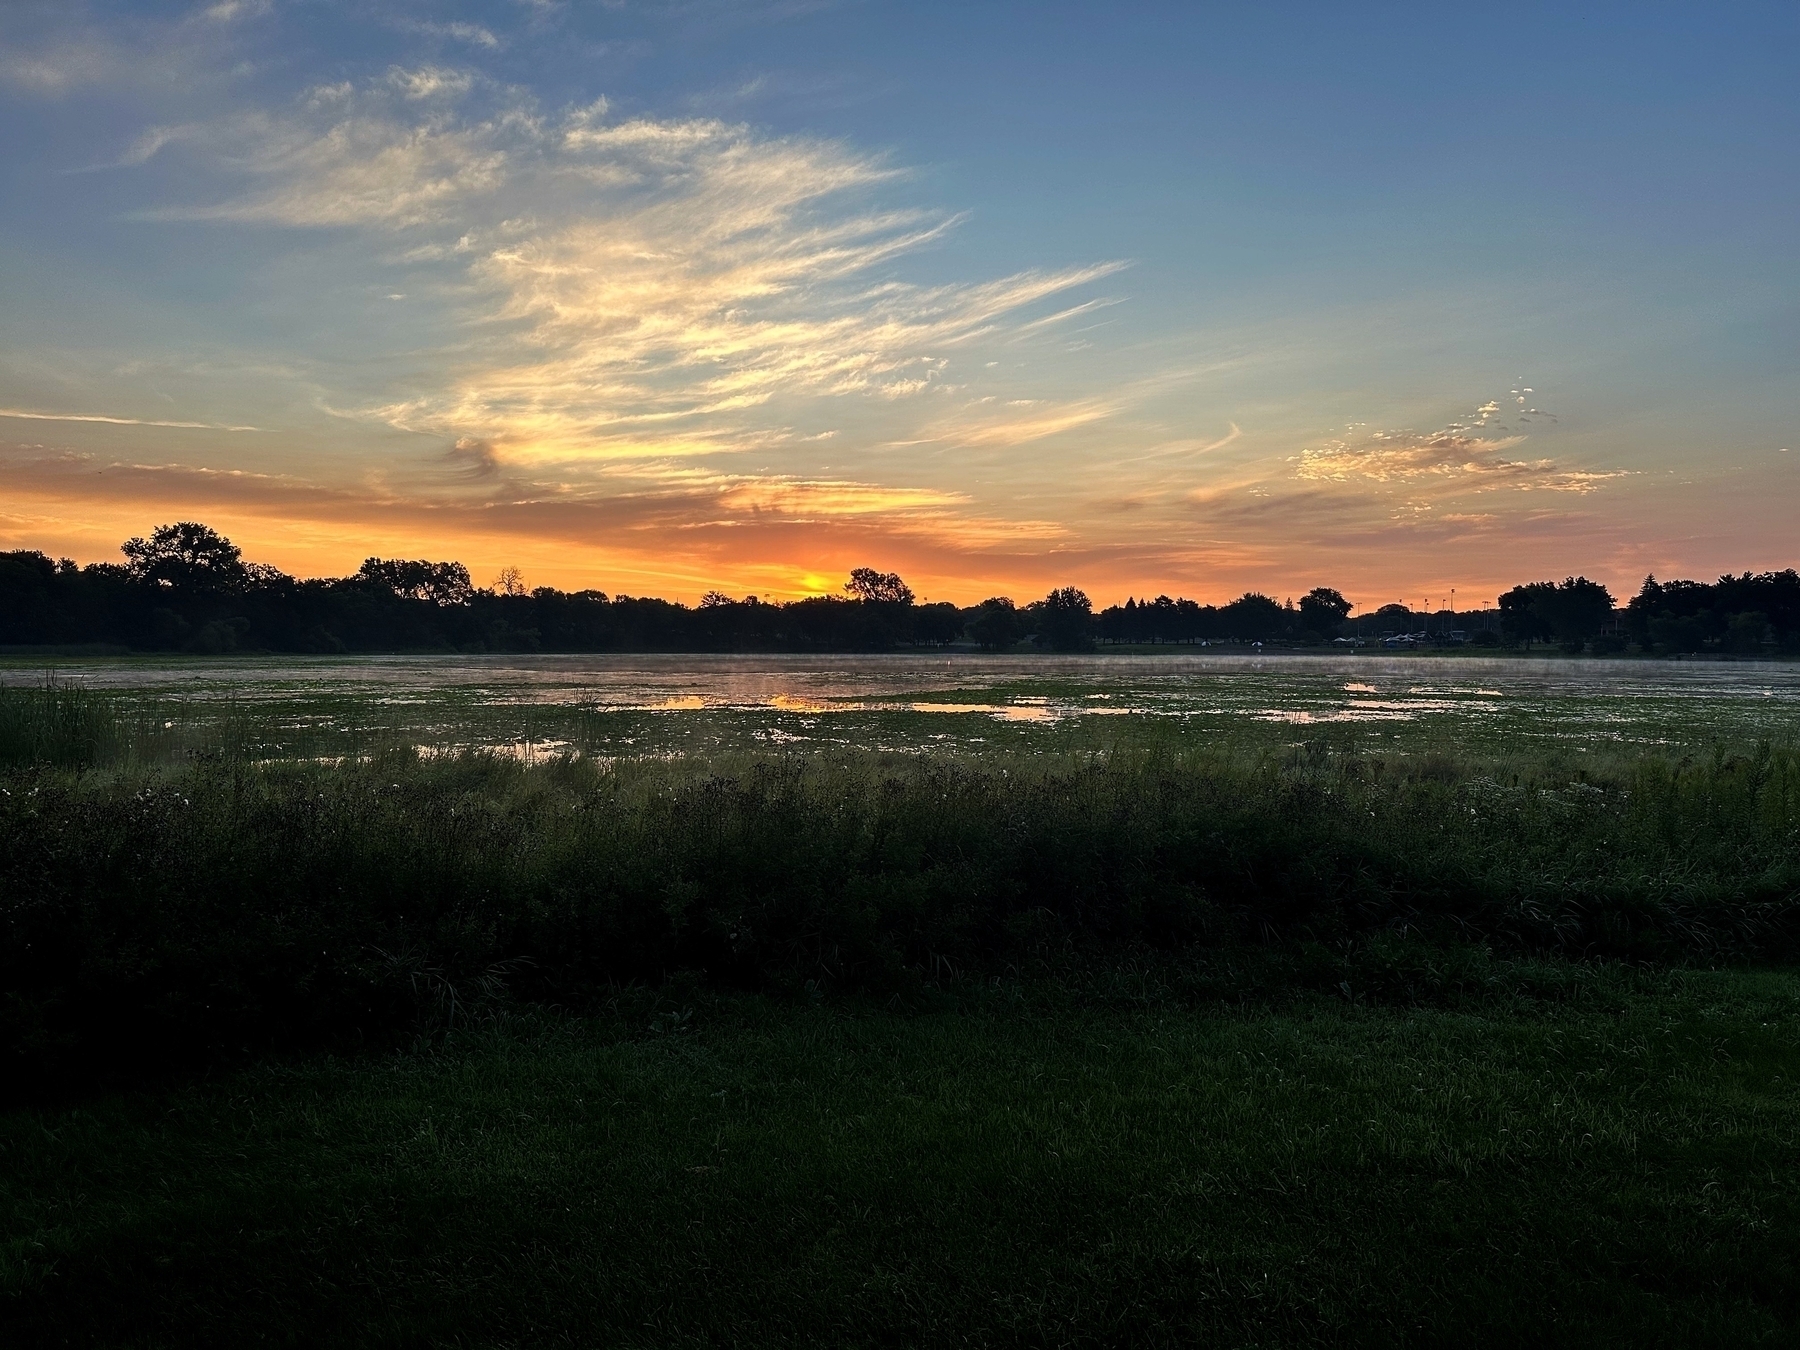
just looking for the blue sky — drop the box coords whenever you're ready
[2,0,1795,605]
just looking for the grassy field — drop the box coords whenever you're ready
[5,975,1797,1346]
[2,659,1798,1343]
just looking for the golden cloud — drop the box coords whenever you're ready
[1298,428,1625,493]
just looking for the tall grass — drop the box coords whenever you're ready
[4,740,1797,1083]
[0,679,123,767]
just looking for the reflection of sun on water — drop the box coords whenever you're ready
[768,694,850,713]
[911,702,1056,721]
[1260,709,1416,724]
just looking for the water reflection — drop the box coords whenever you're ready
[8,651,1798,758]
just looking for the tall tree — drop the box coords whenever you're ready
[1501,577,1613,646]
[121,523,247,592]
[1221,592,1285,642]
[355,558,474,606]
[968,597,1023,650]
[844,568,915,605]
[1037,586,1094,651]
[1297,587,1352,637]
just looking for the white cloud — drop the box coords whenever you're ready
[396,20,503,50]
[385,65,476,101]
[64,124,200,174]
[1298,430,1536,483]
[203,1,272,22]
[0,407,258,432]
[144,78,1124,477]
[148,101,513,227]
[1297,395,1624,493]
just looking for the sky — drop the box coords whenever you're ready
[1,1,1795,610]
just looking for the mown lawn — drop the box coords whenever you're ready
[5,971,1798,1347]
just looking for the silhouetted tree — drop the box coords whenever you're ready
[844,568,914,605]
[1037,586,1094,651]
[1221,592,1284,642]
[1500,577,1613,649]
[1623,570,1800,654]
[355,558,474,606]
[969,597,1024,650]
[1297,587,1352,638]
[911,602,965,646]
[121,523,248,592]
[8,520,1795,658]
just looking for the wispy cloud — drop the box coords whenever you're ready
[1299,430,1534,483]
[936,395,1120,449]
[202,1,272,22]
[394,20,502,50]
[63,124,198,174]
[1296,395,1623,493]
[0,43,117,93]
[0,407,259,432]
[385,65,477,100]
[142,75,1125,482]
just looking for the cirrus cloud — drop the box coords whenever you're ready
[144,72,1126,478]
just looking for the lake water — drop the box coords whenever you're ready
[6,652,1798,762]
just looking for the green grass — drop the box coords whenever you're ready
[6,740,1798,1085]
[3,664,1798,1342]
[5,972,1798,1346]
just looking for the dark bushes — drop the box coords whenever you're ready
[3,744,1798,1084]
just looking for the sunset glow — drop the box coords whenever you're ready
[3,2,1795,608]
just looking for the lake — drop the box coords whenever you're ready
[5,651,1797,764]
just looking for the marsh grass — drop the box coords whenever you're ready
[4,733,1797,1086]
[0,679,124,767]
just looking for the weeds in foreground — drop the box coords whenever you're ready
[3,737,1797,1084]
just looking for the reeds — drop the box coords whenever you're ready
[0,678,122,767]
[3,739,1797,1079]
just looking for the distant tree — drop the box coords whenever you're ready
[699,591,734,608]
[355,557,474,606]
[1498,583,1555,644]
[493,566,527,598]
[968,596,1024,650]
[1726,610,1773,653]
[244,562,294,588]
[1539,577,1614,644]
[1625,570,1800,653]
[1038,586,1094,651]
[1372,603,1414,631]
[121,522,247,591]
[1220,592,1285,642]
[844,567,915,605]
[1099,597,1136,645]
[1648,613,1709,653]
[1297,586,1352,638]
[910,602,965,646]
[1501,577,1613,648]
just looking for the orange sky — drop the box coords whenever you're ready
[3,6,1794,612]
[6,414,1793,613]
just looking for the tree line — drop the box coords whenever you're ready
[1,522,1795,656]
